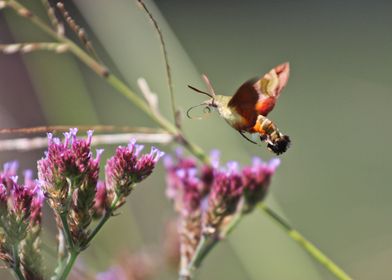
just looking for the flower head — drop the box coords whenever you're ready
[0,161,44,278]
[37,129,102,246]
[0,164,43,241]
[242,158,280,212]
[204,162,243,232]
[105,139,164,209]
[164,149,203,216]
[37,129,101,212]
[164,150,281,272]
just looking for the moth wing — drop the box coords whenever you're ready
[229,62,290,117]
[258,62,290,99]
[227,78,260,128]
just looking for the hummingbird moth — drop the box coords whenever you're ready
[187,62,291,155]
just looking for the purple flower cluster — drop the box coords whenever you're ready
[0,162,43,242]
[165,150,280,227]
[0,162,44,279]
[164,149,280,270]
[37,129,102,212]
[105,140,164,209]
[37,129,163,246]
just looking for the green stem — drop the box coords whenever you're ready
[220,212,243,239]
[12,244,25,280]
[259,204,353,280]
[182,213,244,280]
[82,211,111,249]
[59,212,74,250]
[57,250,78,280]
[191,235,218,269]
[82,194,120,249]
[181,234,219,280]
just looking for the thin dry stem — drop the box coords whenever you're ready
[0,125,166,135]
[55,2,99,60]
[137,0,178,127]
[41,0,64,35]
[0,132,172,151]
[0,42,68,54]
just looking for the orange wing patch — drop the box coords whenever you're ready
[228,63,290,124]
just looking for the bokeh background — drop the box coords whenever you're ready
[1,0,392,279]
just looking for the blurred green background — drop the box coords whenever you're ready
[1,0,392,279]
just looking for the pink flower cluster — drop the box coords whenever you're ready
[37,129,164,216]
[0,162,44,242]
[165,149,280,227]
[36,129,163,247]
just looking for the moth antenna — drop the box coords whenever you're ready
[187,85,213,98]
[186,103,211,120]
[202,74,216,97]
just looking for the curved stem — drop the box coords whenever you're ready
[137,0,178,127]
[12,244,25,280]
[259,204,353,280]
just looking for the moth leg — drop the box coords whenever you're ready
[238,131,258,145]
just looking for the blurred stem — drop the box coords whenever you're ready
[220,212,244,238]
[11,244,25,280]
[181,234,219,280]
[259,204,353,280]
[5,0,209,164]
[57,250,78,280]
[184,212,244,279]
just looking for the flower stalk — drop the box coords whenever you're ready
[81,193,120,249]
[57,250,78,280]
[12,244,25,280]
